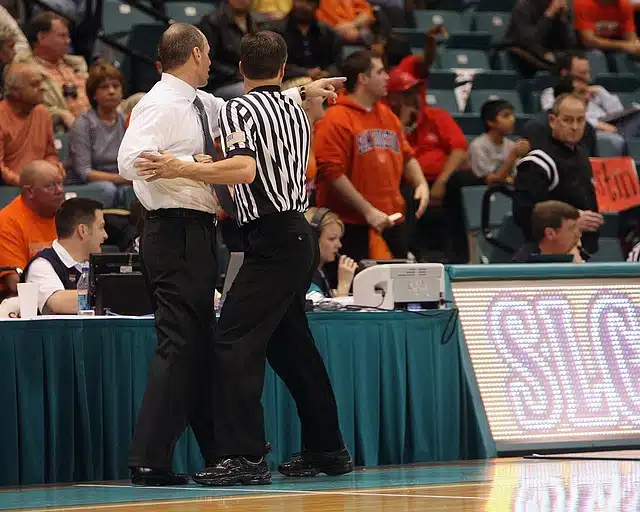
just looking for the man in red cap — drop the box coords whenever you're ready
[385,68,469,261]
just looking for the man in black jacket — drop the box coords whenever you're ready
[513,94,604,256]
[271,0,342,83]
[501,0,575,77]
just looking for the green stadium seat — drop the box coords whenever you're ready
[594,73,640,93]
[440,49,490,70]
[392,28,426,49]
[166,2,214,22]
[627,138,640,164]
[530,72,556,91]
[616,91,638,106]
[414,10,468,32]
[64,184,113,203]
[102,0,158,36]
[446,32,493,51]
[597,135,625,158]
[473,12,510,44]
[493,50,516,71]
[342,45,364,59]
[589,238,625,262]
[467,89,524,114]
[0,187,19,209]
[453,113,484,135]
[428,70,457,89]
[611,52,640,75]
[587,50,610,76]
[425,89,460,112]
[475,0,515,11]
[472,70,518,90]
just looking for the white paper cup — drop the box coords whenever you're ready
[17,283,38,319]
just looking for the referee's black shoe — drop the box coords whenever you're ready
[278,448,354,477]
[192,457,271,486]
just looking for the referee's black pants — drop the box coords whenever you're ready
[130,209,218,470]
[212,211,344,457]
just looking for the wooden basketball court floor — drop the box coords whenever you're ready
[2,457,639,511]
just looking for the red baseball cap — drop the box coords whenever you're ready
[387,69,420,93]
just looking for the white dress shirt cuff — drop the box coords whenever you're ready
[25,258,65,313]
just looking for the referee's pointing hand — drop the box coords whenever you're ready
[305,77,347,102]
[136,151,182,182]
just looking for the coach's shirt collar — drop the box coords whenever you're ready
[161,72,197,103]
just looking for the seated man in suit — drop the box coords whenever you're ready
[23,197,106,314]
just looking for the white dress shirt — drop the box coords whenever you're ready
[25,240,84,314]
[118,73,302,213]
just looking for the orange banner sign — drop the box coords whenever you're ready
[590,157,640,213]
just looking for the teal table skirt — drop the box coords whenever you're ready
[0,310,482,486]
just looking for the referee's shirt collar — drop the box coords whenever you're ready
[161,72,198,102]
[248,85,281,93]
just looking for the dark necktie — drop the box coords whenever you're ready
[192,96,236,217]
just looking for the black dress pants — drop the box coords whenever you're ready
[129,209,218,470]
[212,211,344,458]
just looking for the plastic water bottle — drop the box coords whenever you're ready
[77,264,93,316]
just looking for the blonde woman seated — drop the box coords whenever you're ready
[305,207,358,298]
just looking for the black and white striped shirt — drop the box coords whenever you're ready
[218,85,310,225]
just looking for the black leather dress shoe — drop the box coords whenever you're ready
[193,457,271,486]
[278,448,354,477]
[130,466,189,486]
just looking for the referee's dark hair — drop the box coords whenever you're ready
[531,200,579,242]
[342,49,380,93]
[239,31,288,80]
[157,23,206,72]
[55,197,104,239]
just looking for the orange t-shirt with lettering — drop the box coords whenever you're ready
[0,196,57,275]
[316,0,373,27]
[314,95,413,225]
[574,0,636,39]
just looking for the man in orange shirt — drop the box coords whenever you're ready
[574,0,640,55]
[315,0,375,44]
[0,63,61,186]
[0,160,64,297]
[314,49,429,262]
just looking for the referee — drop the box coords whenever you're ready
[137,31,352,486]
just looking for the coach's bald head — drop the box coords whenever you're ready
[157,23,211,88]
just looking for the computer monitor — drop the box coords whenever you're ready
[221,252,244,303]
[89,253,153,316]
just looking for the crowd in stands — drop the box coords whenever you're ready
[1,0,640,310]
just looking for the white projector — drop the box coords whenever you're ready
[353,263,445,310]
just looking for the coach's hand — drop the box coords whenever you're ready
[305,77,347,102]
[136,151,182,182]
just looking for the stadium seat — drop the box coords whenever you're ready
[475,0,515,11]
[413,10,468,32]
[514,114,534,135]
[392,28,426,49]
[473,12,510,44]
[64,184,114,203]
[166,2,215,22]
[472,70,518,90]
[530,72,556,91]
[0,187,19,209]
[589,238,625,262]
[342,45,364,59]
[597,134,625,158]
[611,52,640,75]
[467,89,524,114]
[102,0,158,37]
[440,49,490,70]
[616,91,638,106]
[594,73,640,93]
[453,113,484,135]
[425,89,460,112]
[427,0,466,10]
[446,32,493,51]
[428,70,457,89]
[587,51,610,76]
[123,24,165,93]
[627,138,640,164]
[493,50,516,71]
[530,91,541,113]
[55,133,69,163]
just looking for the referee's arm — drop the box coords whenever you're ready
[512,159,551,240]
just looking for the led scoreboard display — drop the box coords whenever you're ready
[451,278,640,453]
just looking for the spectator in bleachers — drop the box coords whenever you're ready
[304,207,357,299]
[524,76,599,156]
[502,0,576,78]
[23,197,106,314]
[17,11,90,131]
[272,0,342,84]
[513,93,604,257]
[469,99,530,184]
[0,160,63,297]
[393,25,444,85]
[574,0,640,56]
[541,53,638,139]
[0,62,62,186]
[68,63,130,208]
[199,0,264,99]
[512,200,585,262]
[0,4,28,58]
[315,0,375,44]
[314,50,429,262]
